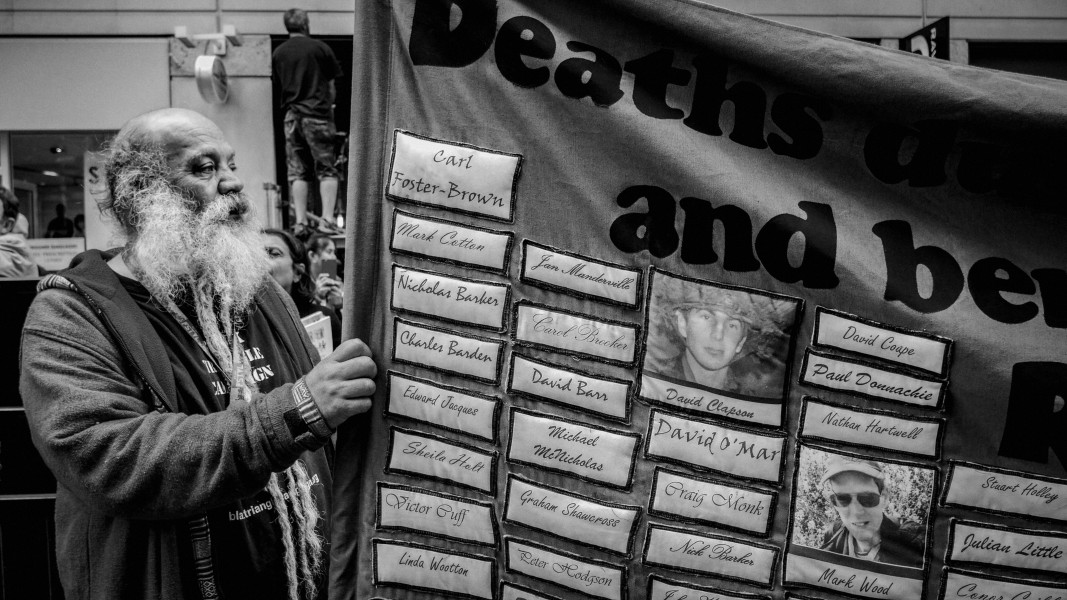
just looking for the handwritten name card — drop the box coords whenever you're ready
[386,371,499,442]
[391,210,513,274]
[377,483,497,546]
[505,537,625,600]
[387,130,521,222]
[800,349,945,409]
[513,301,638,366]
[943,462,1067,523]
[392,318,503,384]
[507,353,631,422]
[947,519,1067,575]
[501,583,563,600]
[939,568,1067,600]
[391,265,510,331]
[645,409,785,483]
[386,427,497,494]
[374,539,494,600]
[643,524,777,586]
[649,467,776,536]
[520,240,642,308]
[647,575,763,600]
[812,307,952,377]
[640,373,783,427]
[507,408,640,490]
[504,475,641,555]
[785,551,923,600]
[800,397,943,458]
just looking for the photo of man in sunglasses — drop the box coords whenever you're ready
[818,457,925,568]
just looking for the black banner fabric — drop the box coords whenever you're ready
[335,1,1067,599]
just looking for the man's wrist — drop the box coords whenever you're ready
[286,377,334,448]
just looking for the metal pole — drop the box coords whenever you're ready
[922,0,928,27]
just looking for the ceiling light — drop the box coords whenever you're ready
[50,146,64,153]
[42,170,59,177]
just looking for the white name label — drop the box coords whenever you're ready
[813,307,951,377]
[374,540,494,599]
[507,409,639,490]
[645,409,785,483]
[504,476,640,555]
[785,553,923,600]
[387,372,498,442]
[649,468,775,535]
[647,576,754,600]
[393,319,503,384]
[387,130,520,221]
[948,520,1067,574]
[520,241,641,307]
[940,569,1067,600]
[391,210,512,273]
[508,354,630,421]
[800,350,945,408]
[640,374,782,427]
[506,538,624,600]
[386,428,496,494]
[500,583,560,600]
[644,525,777,586]
[944,462,1067,522]
[377,484,496,546]
[392,265,510,331]
[513,302,638,365]
[801,398,942,457]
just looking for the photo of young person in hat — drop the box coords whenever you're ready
[791,446,931,571]
[643,270,800,399]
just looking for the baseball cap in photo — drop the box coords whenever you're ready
[819,456,885,487]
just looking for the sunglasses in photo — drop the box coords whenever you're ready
[827,492,882,508]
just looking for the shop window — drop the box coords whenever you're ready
[9,131,112,239]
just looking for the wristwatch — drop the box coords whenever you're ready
[285,377,334,449]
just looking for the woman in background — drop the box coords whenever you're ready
[262,228,341,348]
[305,233,343,314]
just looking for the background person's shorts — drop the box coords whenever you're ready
[284,111,340,181]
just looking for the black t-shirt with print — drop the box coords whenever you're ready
[120,277,330,600]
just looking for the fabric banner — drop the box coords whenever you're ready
[336,1,1067,598]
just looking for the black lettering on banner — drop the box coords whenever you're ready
[503,536,626,600]
[408,0,496,68]
[385,370,501,443]
[506,407,641,492]
[519,239,643,309]
[390,209,514,275]
[798,396,946,459]
[646,574,771,600]
[386,129,522,223]
[502,474,642,557]
[945,517,1067,576]
[936,567,1067,600]
[371,538,495,600]
[495,16,555,88]
[375,482,499,547]
[810,306,954,378]
[384,426,498,496]
[392,317,505,386]
[506,352,632,424]
[642,522,779,587]
[390,263,512,332]
[647,466,778,537]
[998,361,1067,465]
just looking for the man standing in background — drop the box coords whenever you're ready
[273,8,344,234]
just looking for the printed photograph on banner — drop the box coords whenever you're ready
[638,268,801,427]
[785,445,936,600]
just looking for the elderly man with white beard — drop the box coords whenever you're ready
[19,108,376,600]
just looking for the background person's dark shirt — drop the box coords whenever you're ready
[273,35,343,120]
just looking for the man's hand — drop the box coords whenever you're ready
[303,338,376,429]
